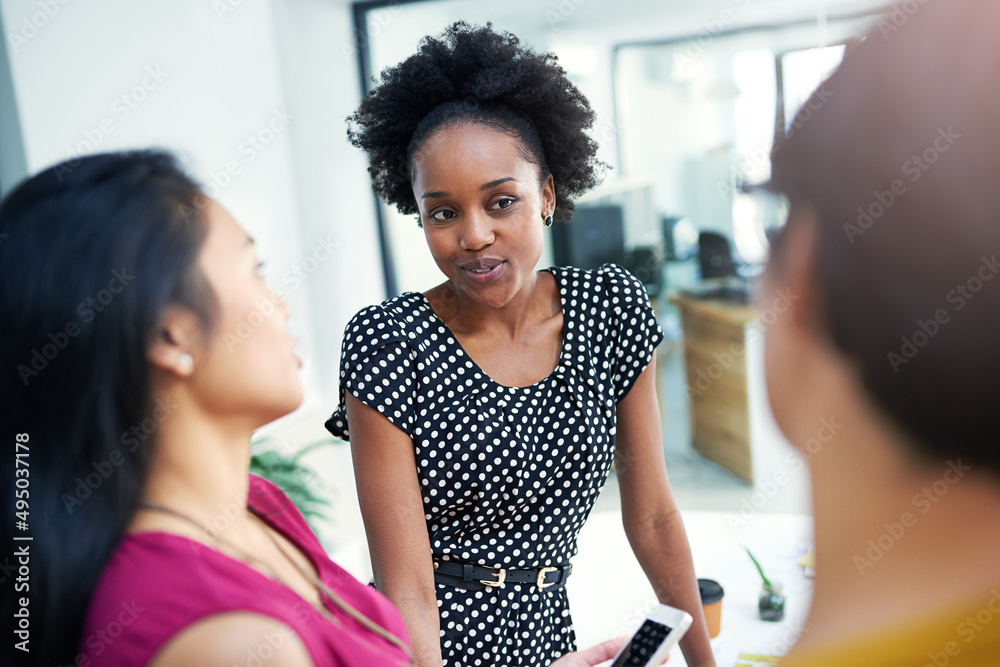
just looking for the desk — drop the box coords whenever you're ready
[567,510,814,666]
[669,293,759,481]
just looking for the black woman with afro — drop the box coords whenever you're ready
[326,22,716,667]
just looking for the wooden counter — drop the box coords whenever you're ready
[669,291,758,481]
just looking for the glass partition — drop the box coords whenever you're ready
[614,16,877,274]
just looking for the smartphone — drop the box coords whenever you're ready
[607,604,693,666]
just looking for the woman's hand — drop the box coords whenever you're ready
[548,637,628,667]
[549,636,673,667]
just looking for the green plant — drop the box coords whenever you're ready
[744,546,773,588]
[249,437,339,535]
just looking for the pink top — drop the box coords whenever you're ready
[80,474,411,666]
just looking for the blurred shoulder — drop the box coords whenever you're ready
[149,612,312,667]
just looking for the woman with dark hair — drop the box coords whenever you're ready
[328,22,715,667]
[0,149,638,667]
[757,0,1000,664]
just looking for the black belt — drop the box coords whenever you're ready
[433,560,572,591]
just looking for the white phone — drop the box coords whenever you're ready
[604,604,693,667]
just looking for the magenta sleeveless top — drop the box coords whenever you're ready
[79,474,411,666]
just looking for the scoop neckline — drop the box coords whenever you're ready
[413,267,568,391]
[125,506,331,607]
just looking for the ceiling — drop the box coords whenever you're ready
[366,0,889,43]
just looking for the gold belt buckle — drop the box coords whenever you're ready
[536,566,558,589]
[481,568,506,588]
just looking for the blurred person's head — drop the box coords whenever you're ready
[347,21,606,308]
[0,150,301,665]
[763,0,1000,478]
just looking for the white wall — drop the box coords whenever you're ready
[0,5,26,192]
[268,0,387,399]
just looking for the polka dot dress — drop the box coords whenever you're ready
[326,264,664,666]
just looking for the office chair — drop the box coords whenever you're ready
[697,231,739,280]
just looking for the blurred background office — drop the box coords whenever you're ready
[1,0,886,595]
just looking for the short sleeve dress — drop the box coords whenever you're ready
[326,264,663,667]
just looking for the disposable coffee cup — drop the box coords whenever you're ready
[698,578,724,639]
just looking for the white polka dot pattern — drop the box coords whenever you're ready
[326,264,663,666]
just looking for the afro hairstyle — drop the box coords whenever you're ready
[347,21,607,223]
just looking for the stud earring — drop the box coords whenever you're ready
[178,353,194,374]
[543,214,553,228]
